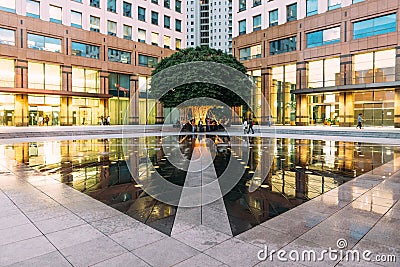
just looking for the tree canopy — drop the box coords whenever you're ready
[150,46,249,108]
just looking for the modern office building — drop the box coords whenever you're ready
[0,0,186,126]
[233,0,400,127]
[186,0,233,53]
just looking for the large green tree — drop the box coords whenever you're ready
[150,46,249,109]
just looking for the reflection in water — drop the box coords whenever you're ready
[1,136,398,236]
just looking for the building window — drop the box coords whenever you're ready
[353,49,395,84]
[270,37,296,55]
[123,25,132,40]
[108,73,130,98]
[253,0,261,7]
[138,55,158,68]
[239,45,261,60]
[151,11,159,25]
[253,15,261,32]
[164,15,171,29]
[138,7,146,21]
[107,0,116,13]
[0,58,15,87]
[328,0,341,10]
[71,11,82,28]
[176,38,181,49]
[287,3,297,22]
[175,0,182,12]
[306,0,318,16]
[90,16,100,32]
[306,27,340,48]
[239,0,246,12]
[0,0,16,13]
[353,13,397,40]
[164,35,171,49]
[26,0,40,19]
[151,0,158,4]
[49,5,62,24]
[151,32,159,46]
[108,48,131,64]
[123,1,132,17]
[138,29,146,43]
[164,0,170,8]
[71,41,100,59]
[352,0,364,3]
[239,20,246,35]
[269,9,278,27]
[72,67,99,93]
[175,19,182,32]
[90,0,100,8]
[28,62,61,90]
[0,28,15,46]
[108,21,117,36]
[308,58,340,88]
[27,33,61,53]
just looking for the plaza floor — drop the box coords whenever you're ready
[0,128,399,266]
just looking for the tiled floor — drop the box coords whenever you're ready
[0,138,399,266]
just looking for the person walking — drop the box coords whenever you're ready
[356,113,363,129]
[198,119,203,132]
[44,115,50,126]
[191,119,196,133]
[106,116,111,125]
[247,118,254,134]
[243,119,248,134]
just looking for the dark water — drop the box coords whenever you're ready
[3,136,399,236]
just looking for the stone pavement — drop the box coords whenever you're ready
[0,141,399,266]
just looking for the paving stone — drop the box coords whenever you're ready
[4,251,72,267]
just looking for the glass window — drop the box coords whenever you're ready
[308,60,324,88]
[123,1,132,17]
[253,15,261,32]
[353,52,373,84]
[108,73,130,97]
[164,0,170,8]
[240,45,261,60]
[151,11,159,25]
[270,37,296,55]
[138,29,146,43]
[49,5,62,24]
[123,25,132,40]
[28,62,61,90]
[164,35,171,49]
[151,32,159,46]
[239,47,250,60]
[306,0,318,16]
[239,20,246,35]
[353,13,397,39]
[138,55,158,68]
[253,0,261,7]
[175,0,182,12]
[269,9,278,27]
[308,58,340,88]
[175,19,182,32]
[71,11,82,28]
[164,15,171,29]
[90,0,100,8]
[90,16,100,32]
[328,0,341,10]
[306,27,340,48]
[71,41,100,59]
[0,0,16,13]
[107,0,116,13]
[108,48,131,64]
[287,3,297,22]
[176,38,181,49]
[27,33,61,53]
[352,0,364,3]
[151,0,158,4]
[26,0,40,18]
[108,21,117,36]
[354,49,395,84]
[138,7,146,21]
[0,28,15,46]
[0,58,15,87]
[239,0,246,11]
[72,67,99,93]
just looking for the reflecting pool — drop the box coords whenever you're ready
[1,135,399,236]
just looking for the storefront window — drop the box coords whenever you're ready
[28,62,61,90]
[109,73,130,125]
[0,58,15,87]
[247,69,262,120]
[308,61,323,88]
[0,93,15,126]
[308,58,340,88]
[0,28,15,46]
[353,49,395,84]
[72,67,99,93]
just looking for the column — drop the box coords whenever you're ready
[155,101,164,124]
[395,89,400,128]
[14,94,28,126]
[60,96,72,126]
[339,92,355,127]
[340,54,352,86]
[260,67,271,125]
[295,62,308,125]
[15,59,28,88]
[129,75,139,125]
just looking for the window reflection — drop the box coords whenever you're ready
[353,49,395,84]
[0,58,15,87]
[0,28,15,46]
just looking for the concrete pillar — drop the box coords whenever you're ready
[340,54,352,86]
[339,92,355,127]
[129,75,139,125]
[61,65,72,92]
[15,59,28,88]
[15,143,29,164]
[395,89,400,128]
[100,71,108,95]
[14,94,28,126]
[155,101,164,124]
[60,96,72,126]
[296,94,308,126]
[395,46,400,81]
[260,67,271,125]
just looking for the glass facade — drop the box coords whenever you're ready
[247,69,262,121]
[353,49,395,84]
[308,58,340,88]
[138,55,158,68]
[270,37,296,55]
[253,15,261,32]
[306,0,318,16]
[309,94,339,125]
[269,9,278,27]
[27,33,61,53]
[0,58,15,88]
[0,0,16,13]
[0,93,15,126]
[26,0,40,18]
[72,67,99,93]
[108,49,131,64]
[306,27,340,48]
[49,5,62,24]
[71,42,100,59]
[0,28,15,46]
[28,62,61,90]
[109,73,130,125]
[353,13,397,39]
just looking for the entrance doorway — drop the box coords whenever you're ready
[356,102,394,127]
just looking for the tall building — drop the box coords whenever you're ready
[0,0,186,126]
[233,0,400,128]
[186,0,233,53]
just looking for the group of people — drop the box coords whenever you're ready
[179,118,223,132]
[242,118,255,134]
[99,116,111,125]
[36,115,50,126]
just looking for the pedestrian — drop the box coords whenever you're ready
[44,115,49,126]
[247,118,254,134]
[191,119,196,133]
[100,116,104,125]
[107,116,111,125]
[268,115,272,127]
[206,118,210,132]
[356,113,363,129]
[243,119,248,134]
[198,119,203,132]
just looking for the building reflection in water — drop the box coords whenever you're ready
[0,136,398,236]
